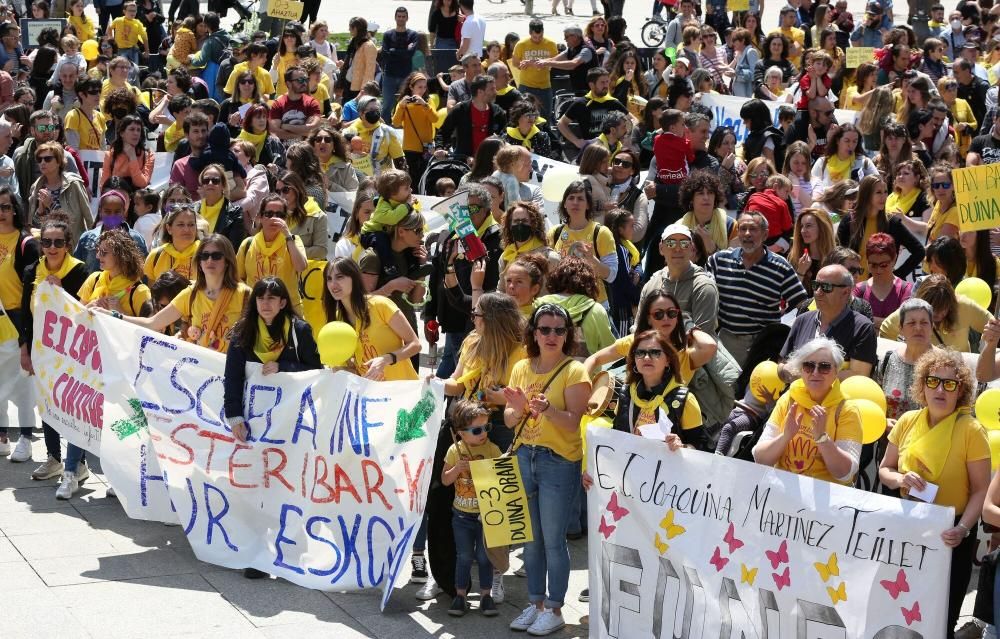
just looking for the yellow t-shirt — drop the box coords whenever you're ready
[224,61,275,97]
[78,273,151,317]
[613,334,696,383]
[70,15,96,43]
[346,295,418,381]
[548,221,615,304]
[967,256,1000,280]
[310,82,330,110]
[164,120,184,152]
[100,80,143,107]
[927,203,960,242]
[456,337,527,401]
[143,242,199,282]
[168,283,251,353]
[110,17,147,49]
[0,230,22,311]
[838,84,863,112]
[507,358,591,461]
[298,259,327,341]
[273,52,297,95]
[766,391,863,485]
[626,379,703,432]
[880,294,994,352]
[512,37,559,89]
[236,234,306,314]
[64,108,106,151]
[889,409,990,512]
[445,440,503,513]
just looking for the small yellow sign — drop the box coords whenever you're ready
[267,0,304,21]
[469,455,534,548]
[728,0,749,11]
[845,47,875,68]
[954,164,1000,232]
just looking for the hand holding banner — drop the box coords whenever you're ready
[469,455,534,547]
[267,0,304,20]
[846,47,876,68]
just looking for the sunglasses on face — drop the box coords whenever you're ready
[635,348,664,359]
[278,186,296,195]
[650,307,681,320]
[201,176,222,185]
[925,375,960,391]
[291,77,309,85]
[40,238,66,248]
[198,251,225,262]
[536,326,568,336]
[35,155,55,163]
[812,281,848,293]
[461,425,491,436]
[801,360,834,374]
[931,181,953,190]
[35,124,57,133]
[750,171,770,179]
[239,78,256,85]
[662,238,691,249]
[261,209,286,219]
[313,135,333,143]
[612,158,633,168]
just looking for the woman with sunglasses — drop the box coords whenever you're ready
[219,71,261,138]
[102,234,250,353]
[236,194,307,315]
[270,27,304,96]
[98,115,153,192]
[195,164,248,252]
[606,149,649,243]
[902,162,960,243]
[752,336,863,486]
[28,141,92,246]
[853,233,912,330]
[276,169,328,260]
[144,204,199,282]
[880,274,993,352]
[938,77,977,159]
[502,303,590,636]
[880,349,989,639]
[15,218,87,476]
[735,156,776,213]
[322,256,419,381]
[308,126,358,194]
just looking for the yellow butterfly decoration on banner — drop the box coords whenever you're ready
[814,553,839,582]
[653,533,669,555]
[740,564,757,586]
[659,509,686,539]
[827,581,847,605]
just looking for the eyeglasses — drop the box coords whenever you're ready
[925,375,960,391]
[750,171,770,179]
[931,181,953,190]
[801,360,835,374]
[0,203,13,212]
[201,176,222,185]
[635,348,664,359]
[812,281,849,293]
[847,266,864,276]
[313,135,333,143]
[261,209,287,219]
[650,307,681,320]
[278,186,296,195]
[40,238,66,248]
[35,155,55,163]
[198,251,225,261]
[35,124,57,133]
[290,77,309,85]
[611,158,633,168]
[461,425,491,435]
[662,238,691,249]
[868,260,892,270]
[536,326,568,336]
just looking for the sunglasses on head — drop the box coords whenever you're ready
[635,348,664,360]
[931,181,952,190]
[201,176,222,185]
[40,237,66,248]
[801,360,834,374]
[812,281,848,293]
[198,251,225,262]
[662,238,690,249]
[461,425,491,436]
[261,209,286,219]
[650,307,681,320]
[925,375,960,391]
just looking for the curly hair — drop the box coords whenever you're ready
[502,200,547,247]
[545,256,599,298]
[762,32,790,60]
[679,170,725,211]
[101,86,137,116]
[509,252,549,289]
[910,348,974,409]
[524,303,576,357]
[865,232,898,261]
[308,125,349,163]
[97,228,144,281]
[506,100,538,128]
[626,329,682,385]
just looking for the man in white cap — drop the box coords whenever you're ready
[639,223,719,335]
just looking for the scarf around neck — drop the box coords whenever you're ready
[33,254,83,310]
[253,316,289,364]
[887,187,920,217]
[238,128,267,161]
[898,407,969,484]
[501,236,544,266]
[825,153,853,181]
[505,125,539,150]
[91,270,135,306]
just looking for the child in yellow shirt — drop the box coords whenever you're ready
[107,2,149,64]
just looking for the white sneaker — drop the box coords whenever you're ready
[491,572,505,604]
[55,472,79,500]
[75,461,90,485]
[0,439,11,456]
[415,577,443,600]
[527,609,565,636]
[510,605,540,631]
[10,436,31,462]
[31,455,63,480]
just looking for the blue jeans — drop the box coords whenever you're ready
[65,442,86,473]
[566,481,587,536]
[517,445,580,608]
[453,508,493,592]
[413,511,428,553]
[119,46,140,64]
[435,331,468,379]
[519,86,553,119]
[381,74,406,121]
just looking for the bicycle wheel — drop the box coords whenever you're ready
[641,20,667,48]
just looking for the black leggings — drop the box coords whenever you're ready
[947,521,977,638]
[299,0,319,25]
[42,421,61,462]
[404,150,427,193]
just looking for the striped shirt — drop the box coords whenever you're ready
[707,248,808,335]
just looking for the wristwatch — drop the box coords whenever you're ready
[815,433,831,444]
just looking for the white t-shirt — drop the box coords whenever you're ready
[461,13,487,56]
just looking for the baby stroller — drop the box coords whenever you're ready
[417,156,472,196]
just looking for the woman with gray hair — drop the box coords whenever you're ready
[876,298,936,423]
[752,336,864,485]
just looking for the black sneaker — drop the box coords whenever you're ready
[579,588,590,602]
[410,554,428,584]
[448,595,468,617]
[243,567,268,579]
[480,594,498,617]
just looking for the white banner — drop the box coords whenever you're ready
[700,94,858,143]
[33,284,446,608]
[587,427,954,639]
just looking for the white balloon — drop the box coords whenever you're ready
[540,167,580,203]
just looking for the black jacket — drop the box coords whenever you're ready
[222,317,322,424]
[19,260,89,347]
[612,380,710,452]
[196,198,247,252]
[435,101,507,163]
[836,213,925,279]
[958,75,990,136]
[422,224,503,333]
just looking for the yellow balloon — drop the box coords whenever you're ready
[749,361,785,403]
[840,376,887,412]
[540,167,579,203]
[580,414,613,469]
[989,430,1000,472]
[956,277,993,310]
[851,399,887,445]
[976,388,1000,431]
[82,40,99,62]
[316,321,358,367]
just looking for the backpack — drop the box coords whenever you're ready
[686,338,741,446]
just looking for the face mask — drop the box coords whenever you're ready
[952,19,963,30]
[364,111,380,124]
[111,107,128,119]
[102,214,124,229]
[510,223,532,243]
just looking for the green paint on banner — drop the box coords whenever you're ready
[395,390,436,443]
[111,398,149,440]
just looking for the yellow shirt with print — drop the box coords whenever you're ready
[512,37,559,89]
[78,273,151,317]
[236,234,306,314]
[548,220,615,304]
[766,391,863,485]
[70,15,96,43]
[345,295,418,381]
[889,409,990,512]
[0,230,22,311]
[168,283,251,353]
[508,358,591,462]
[628,379,703,432]
[64,108,106,151]
[445,440,503,513]
[613,334,695,383]
[110,17,147,49]
[224,61,275,97]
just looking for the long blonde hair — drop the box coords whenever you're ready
[857,87,895,136]
[787,208,835,268]
[461,292,524,390]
